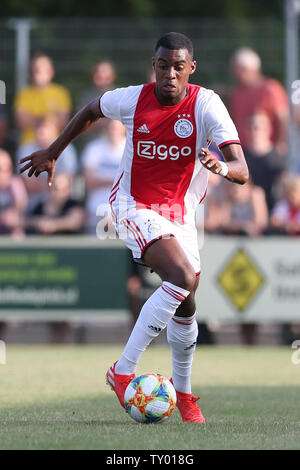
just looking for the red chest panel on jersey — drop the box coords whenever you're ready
[131,83,200,222]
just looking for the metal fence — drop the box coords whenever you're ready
[0,17,286,109]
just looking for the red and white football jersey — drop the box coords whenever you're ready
[100,83,239,224]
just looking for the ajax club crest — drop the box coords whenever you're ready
[174,115,194,138]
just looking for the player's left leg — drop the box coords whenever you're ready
[114,236,194,374]
[167,275,199,393]
[106,235,194,409]
[167,274,206,422]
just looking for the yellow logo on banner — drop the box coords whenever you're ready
[218,249,264,311]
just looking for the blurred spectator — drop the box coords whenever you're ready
[77,61,117,109]
[221,180,268,237]
[0,105,8,148]
[25,173,84,344]
[219,180,264,346]
[229,47,289,155]
[17,116,78,214]
[82,119,126,234]
[0,148,28,341]
[222,179,268,345]
[26,173,85,235]
[196,152,226,234]
[14,53,72,145]
[0,149,27,237]
[244,111,286,211]
[77,61,117,140]
[270,175,300,235]
[204,173,225,234]
[271,175,300,345]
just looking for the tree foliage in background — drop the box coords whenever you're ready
[0,0,283,18]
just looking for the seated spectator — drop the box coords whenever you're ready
[229,47,289,155]
[17,116,78,214]
[271,175,300,344]
[221,180,268,347]
[25,173,84,345]
[221,180,268,237]
[0,149,27,237]
[244,111,286,211]
[77,61,117,110]
[77,61,117,141]
[271,175,300,235]
[82,119,126,234]
[14,53,72,146]
[196,152,226,234]
[26,173,85,235]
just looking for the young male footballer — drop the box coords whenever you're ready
[19,32,249,422]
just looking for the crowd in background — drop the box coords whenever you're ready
[1,48,300,240]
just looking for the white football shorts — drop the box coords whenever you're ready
[112,204,201,275]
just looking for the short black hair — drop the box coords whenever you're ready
[155,32,194,57]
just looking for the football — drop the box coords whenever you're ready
[124,373,177,424]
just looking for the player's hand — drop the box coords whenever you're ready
[199,148,224,174]
[19,148,57,187]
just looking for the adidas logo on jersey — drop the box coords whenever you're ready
[137,123,150,133]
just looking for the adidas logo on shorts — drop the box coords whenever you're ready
[148,325,162,333]
[184,341,197,351]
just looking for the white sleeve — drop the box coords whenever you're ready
[100,88,126,121]
[203,92,240,149]
[99,85,143,124]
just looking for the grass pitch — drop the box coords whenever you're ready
[0,344,299,450]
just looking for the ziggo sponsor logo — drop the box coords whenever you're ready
[137,140,192,160]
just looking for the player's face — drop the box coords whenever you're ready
[152,47,196,105]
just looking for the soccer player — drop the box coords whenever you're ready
[19,32,249,423]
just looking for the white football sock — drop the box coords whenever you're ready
[167,313,198,394]
[115,281,190,375]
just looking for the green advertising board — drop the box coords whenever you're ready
[0,237,129,320]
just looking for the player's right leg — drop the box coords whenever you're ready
[115,235,196,369]
[106,237,196,406]
[106,206,196,407]
[106,204,202,409]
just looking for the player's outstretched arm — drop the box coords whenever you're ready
[19,98,104,187]
[199,144,249,185]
